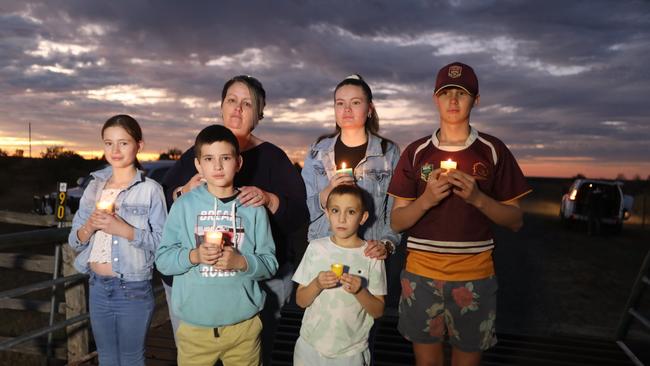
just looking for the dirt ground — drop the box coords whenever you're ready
[493,180,650,341]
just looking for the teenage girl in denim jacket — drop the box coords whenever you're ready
[68,114,167,366]
[301,74,401,260]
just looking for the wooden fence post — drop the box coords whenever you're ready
[62,244,89,363]
[642,194,647,229]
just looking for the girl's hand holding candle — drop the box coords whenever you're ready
[336,162,354,177]
[440,159,457,174]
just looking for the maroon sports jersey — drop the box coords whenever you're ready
[388,127,531,249]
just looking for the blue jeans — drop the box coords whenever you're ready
[89,272,155,366]
[162,279,180,345]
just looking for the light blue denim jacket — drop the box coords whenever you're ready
[68,166,167,281]
[301,133,401,245]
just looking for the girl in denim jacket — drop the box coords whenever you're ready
[301,74,401,261]
[68,114,167,366]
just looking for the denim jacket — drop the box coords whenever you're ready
[301,133,401,245]
[68,166,167,281]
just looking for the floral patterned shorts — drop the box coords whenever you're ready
[397,270,498,352]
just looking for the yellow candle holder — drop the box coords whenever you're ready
[331,263,344,278]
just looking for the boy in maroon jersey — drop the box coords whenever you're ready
[388,62,531,366]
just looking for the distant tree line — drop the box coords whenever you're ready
[158,147,182,160]
[0,146,184,161]
[40,146,83,160]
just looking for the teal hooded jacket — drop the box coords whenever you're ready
[156,184,278,327]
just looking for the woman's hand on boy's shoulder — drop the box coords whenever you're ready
[364,240,388,260]
[185,173,204,192]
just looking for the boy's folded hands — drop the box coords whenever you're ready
[213,246,247,271]
[315,271,339,290]
[191,243,248,271]
[446,170,481,205]
[423,169,452,208]
[340,273,362,294]
[194,242,221,265]
[314,271,363,294]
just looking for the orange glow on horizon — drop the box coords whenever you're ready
[2,143,648,180]
[519,160,650,180]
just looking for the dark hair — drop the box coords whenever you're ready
[194,124,240,158]
[101,114,143,169]
[221,75,266,123]
[326,184,367,212]
[316,74,393,153]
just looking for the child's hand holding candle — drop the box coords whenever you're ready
[440,159,457,174]
[335,162,354,177]
[204,231,223,248]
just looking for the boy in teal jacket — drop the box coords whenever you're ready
[156,125,278,366]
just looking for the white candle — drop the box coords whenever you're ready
[336,162,354,176]
[204,231,223,245]
[96,201,114,212]
[440,159,457,174]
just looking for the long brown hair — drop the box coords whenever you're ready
[101,114,143,169]
[316,74,392,153]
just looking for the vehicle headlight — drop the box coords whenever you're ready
[569,189,578,201]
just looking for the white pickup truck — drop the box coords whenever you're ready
[560,179,634,234]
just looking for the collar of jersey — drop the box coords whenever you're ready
[431,125,478,152]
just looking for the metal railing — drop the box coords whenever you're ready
[616,249,650,366]
[0,227,90,364]
[0,226,166,365]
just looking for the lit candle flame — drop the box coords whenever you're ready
[341,162,347,169]
[440,159,457,173]
[96,201,114,212]
[204,231,223,245]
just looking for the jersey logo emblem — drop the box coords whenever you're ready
[472,162,489,180]
[421,163,433,182]
[448,65,462,78]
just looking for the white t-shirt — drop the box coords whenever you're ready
[292,236,387,358]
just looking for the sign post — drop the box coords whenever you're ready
[47,182,67,364]
[55,182,67,223]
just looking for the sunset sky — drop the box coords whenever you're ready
[1,1,649,179]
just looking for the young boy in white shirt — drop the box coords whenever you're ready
[293,184,387,366]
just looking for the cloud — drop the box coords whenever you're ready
[0,0,648,178]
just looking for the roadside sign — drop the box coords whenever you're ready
[56,182,67,222]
